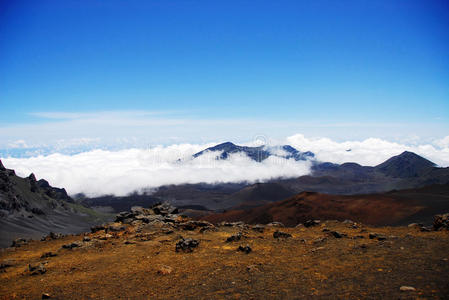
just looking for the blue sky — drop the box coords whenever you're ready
[0,0,448,153]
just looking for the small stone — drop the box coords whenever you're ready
[0,260,14,270]
[61,242,82,249]
[11,238,28,247]
[400,286,416,292]
[83,236,91,242]
[273,230,292,239]
[329,231,343,238]
[246,264,259,272]
[266,222,284,227]
[124,240,137,245]
[29,263,46,275]
[238,245,252,254]
[226,232,242,242]
[311,246,325,252]
[157,265,173,275]
[40,252,57,258]
[42,293,51,299]
[252,225,265,233]
[303,220,320,227]
[313,237,327,244]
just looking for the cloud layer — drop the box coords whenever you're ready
[2,144,311,196]
[2,134,449,197]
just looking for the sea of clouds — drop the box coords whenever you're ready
[2,134,449,197]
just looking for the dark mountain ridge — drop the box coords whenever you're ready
[192,142,314,162]
[0,159,112,248]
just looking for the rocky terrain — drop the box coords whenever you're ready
[0,160,113,248]
[0,202,448,299]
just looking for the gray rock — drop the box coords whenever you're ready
[226,232,242,242]
[91,224,106,233]
[252,224,265,233]
[106,224,126,232]
[329,231,345,238]
[273,230,292,239]
[61,241,82,249]
[238,245,252,254]
[40,252,57,258]
[433,213,449,230]
[304,220,321,227]
[29,263,46,275]
[175,238,199,252]
[267,222,284,227]
[11,238,28,247]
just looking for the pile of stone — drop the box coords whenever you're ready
[114,202,179,226]
[113,202,215,232]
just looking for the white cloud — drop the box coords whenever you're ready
[286,134,449,167]
[7,140,29,149]
[2,144,311,197]
[2,133,449,197]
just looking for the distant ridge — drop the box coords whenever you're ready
[192,142,314,162]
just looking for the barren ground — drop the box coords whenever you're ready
[1,221,448,299]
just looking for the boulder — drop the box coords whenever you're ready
[91,224,106,233]
[151,202,178,216]
[433,213,449,231]
[106,224,126,232]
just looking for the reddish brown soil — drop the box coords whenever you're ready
[202,191,436,226]
[1,222,448,299]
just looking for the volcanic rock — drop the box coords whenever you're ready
[226,232,242,242]
[41,252,57,258]
[304,220,321,228]
[238,245,252,254]
[175,238,199,252]
[273,230,292,239]
[433,213,449,230]
[11,238,28,247]
[29,263,46,275]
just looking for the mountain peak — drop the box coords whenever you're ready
[192,142,314,162]
[0,159,5,171]
[375,151,436,178]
